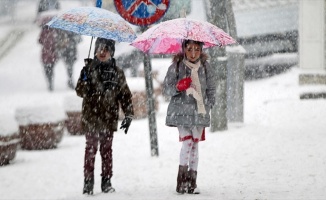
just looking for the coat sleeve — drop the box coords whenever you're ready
[204,62,217,107]
[162,63,181,97]
[75,67,91,98]
[117,69,134,118]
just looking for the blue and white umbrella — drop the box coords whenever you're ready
[46,6,136,43]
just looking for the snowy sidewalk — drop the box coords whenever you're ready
[1,56,326,200]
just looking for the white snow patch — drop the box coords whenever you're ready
[0,114,19,137]
[63,94,83,112]
[15,105,67,126]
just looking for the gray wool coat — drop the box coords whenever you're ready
[162,53,217,128]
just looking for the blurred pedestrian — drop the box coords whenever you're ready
[162,39,217,194]
[36,0,60,17]
[56,30,82,89]
[75,37,134,195]
[38,24,58,91]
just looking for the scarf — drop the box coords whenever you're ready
[183,59,206,114]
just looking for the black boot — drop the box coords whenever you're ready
[176,165,188,194]
[44,64,54,91]
[83,178,94,195]
[67,64,74,89]
[101,177,115,193]
[187,170,199,194]
[46,75,53,91]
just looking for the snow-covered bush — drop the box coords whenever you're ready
[0,114,20,165]
[63,95,83,135]
[15,105,66,150]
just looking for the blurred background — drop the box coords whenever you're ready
[0,0,299,80]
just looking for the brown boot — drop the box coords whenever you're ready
[176,165,188,194]
[187,170,198,194]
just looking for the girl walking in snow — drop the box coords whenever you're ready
[162,39,217,194]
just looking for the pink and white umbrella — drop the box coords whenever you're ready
[131,18,236,54]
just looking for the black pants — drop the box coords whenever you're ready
[43,63,54,90]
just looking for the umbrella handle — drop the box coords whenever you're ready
[84,37,94,66]
[88,36,94,59]
[96,0,102,8]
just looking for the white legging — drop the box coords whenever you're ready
[180,140,199,171]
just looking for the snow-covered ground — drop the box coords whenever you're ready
[1,0,326,200]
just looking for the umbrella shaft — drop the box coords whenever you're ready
[88,37,94,59]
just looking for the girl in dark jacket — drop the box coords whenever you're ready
[76,38,134,195]
[163,40,217,194]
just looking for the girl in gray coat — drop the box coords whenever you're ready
[163,40,217,194]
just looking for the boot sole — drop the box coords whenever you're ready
[83,191,93,195]
[102,187,115,193]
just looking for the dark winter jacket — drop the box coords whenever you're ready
[163,53,217,128]
[38,27,58,65]
[75,58,134,132]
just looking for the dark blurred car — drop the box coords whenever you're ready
[233,1,299,79]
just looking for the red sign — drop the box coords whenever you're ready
[114,0,170,26]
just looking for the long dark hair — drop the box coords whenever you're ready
[182,40,204,52]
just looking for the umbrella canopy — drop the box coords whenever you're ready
[46,6,136,43]
[131,18,236,54]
